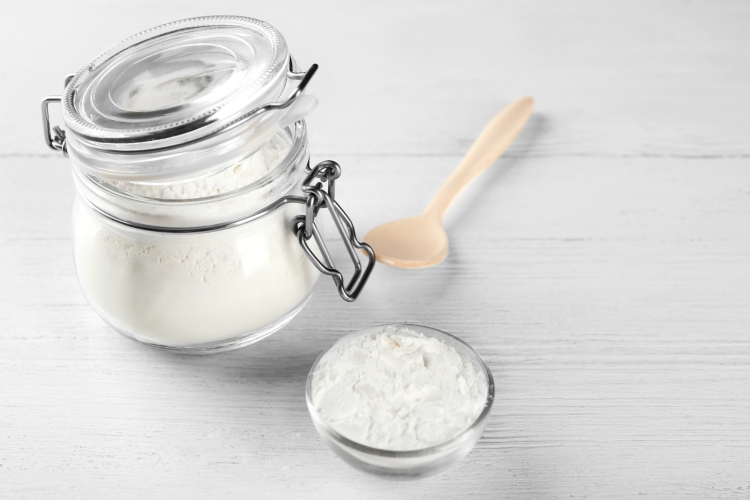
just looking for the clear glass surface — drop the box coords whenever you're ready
[306,324,495,480]
[71,123,320,353]
[60,18,324,353]
[60,16,318,184]
[64,16,289,147]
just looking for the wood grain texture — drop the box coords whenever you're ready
[1,0,749,498]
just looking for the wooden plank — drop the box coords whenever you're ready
[1,155,748,497]
[2,0,749,497]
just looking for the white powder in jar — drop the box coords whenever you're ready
[73,134,320,348]
[108,134,289,200]
[311,326,487,451]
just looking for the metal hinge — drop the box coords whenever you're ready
[290,161,376,302]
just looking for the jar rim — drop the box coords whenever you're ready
[72,121,310,232]
[78,121,308,207]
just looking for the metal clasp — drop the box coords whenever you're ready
[291,160,376,302]
[42,97,67,156]
[41,74,75,157]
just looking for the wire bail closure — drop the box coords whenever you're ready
[41,97,66,156]
[41,74,75,157]
[291,161,376,302]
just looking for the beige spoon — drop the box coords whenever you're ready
[363,96,534,268]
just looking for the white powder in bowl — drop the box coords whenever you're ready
[311,325,487,451]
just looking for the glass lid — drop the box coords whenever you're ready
[61,16,290,152]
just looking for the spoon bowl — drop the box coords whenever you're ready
[363,215,447,268]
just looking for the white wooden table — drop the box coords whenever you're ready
[2,1,749,498]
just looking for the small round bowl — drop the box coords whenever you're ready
[305,323,495,480]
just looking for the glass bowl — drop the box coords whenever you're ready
[305,323,495,480]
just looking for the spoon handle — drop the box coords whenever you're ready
[424,96,534,220]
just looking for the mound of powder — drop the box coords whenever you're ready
[311,325,487,451]
[108,134,290,200]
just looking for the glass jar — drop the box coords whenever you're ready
[42,17,374,353]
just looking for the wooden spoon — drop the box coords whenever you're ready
[363,96,534,268]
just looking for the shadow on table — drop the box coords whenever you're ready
[443,113,548,235]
